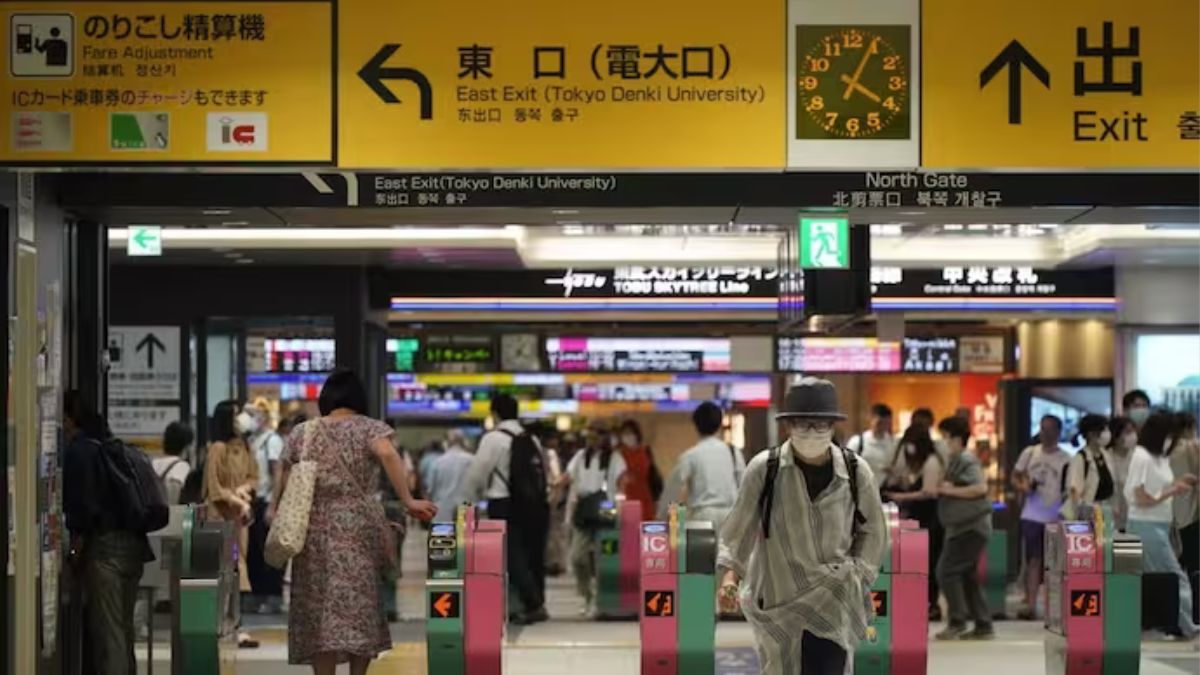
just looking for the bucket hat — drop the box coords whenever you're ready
[775,377,847,420]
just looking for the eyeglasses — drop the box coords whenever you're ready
[787,419,835,433]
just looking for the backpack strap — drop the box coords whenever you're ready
[842,447,867,538]
[758,447,781,539]
[157,458,184,481]
[728,444,742,487]
[488,429,517,490]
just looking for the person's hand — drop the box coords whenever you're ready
[1180,473,1199,487]
[406,499,437,522]
[718,573,740,614]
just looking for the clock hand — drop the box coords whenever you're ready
[841,36,880,101]
[839,75,881,103]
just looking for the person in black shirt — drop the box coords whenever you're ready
[63,390,151,675]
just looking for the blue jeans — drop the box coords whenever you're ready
[1128,519,1199,637]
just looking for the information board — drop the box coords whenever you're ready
[777,337,900,373]
[545,337,731,373]
[106,325,182,447]
[902,337,958,373]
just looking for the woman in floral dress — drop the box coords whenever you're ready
[270,369,436,674]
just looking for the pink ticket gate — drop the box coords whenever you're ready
[1044,512,1142,675]
[856,504,928,675]
[426,505,507,675]
[640,505,718,675]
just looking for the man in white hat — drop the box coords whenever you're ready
[717,377,889,675]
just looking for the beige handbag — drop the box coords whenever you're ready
[264,422,318,569]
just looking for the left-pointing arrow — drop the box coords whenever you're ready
[434,593,453,617]
[358,44,434,120]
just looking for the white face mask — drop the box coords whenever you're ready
[1121,431,1138,450]
[1097,429,1112,448]
[235,411,255,435]
[1128,407,1150,426]
[790,429,833,460]
[904,444,917,456]
[620,434,638,447]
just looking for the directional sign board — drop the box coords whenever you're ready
[923,0,1200,168]
[338,0,784,169]
[107,326,181,449]
[125,225,161,256]
[2,1,333,163]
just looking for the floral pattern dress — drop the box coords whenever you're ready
[284,415,395,665]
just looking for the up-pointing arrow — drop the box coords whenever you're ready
[136,333,166,369]
[979,40,1050,125]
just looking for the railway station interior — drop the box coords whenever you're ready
[2,1,1200,675]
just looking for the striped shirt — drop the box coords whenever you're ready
[717,442,889,672]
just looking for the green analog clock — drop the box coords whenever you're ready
[795,25,912,140]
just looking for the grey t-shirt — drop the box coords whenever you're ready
[938,451,992,538]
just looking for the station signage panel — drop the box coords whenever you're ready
[2,0,333,163]
[923,0,1200,168]
[777,337,901,373]
[337,0,784,169]
[545,337,732,373]
[902,337,958,374]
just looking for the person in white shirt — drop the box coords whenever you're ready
[152,421,193,505]
[464,395,550,625]
[428,429,474,523]
[1063,414,1116,521]
[847,403,895,483]
[1125,412,1199,639]
[561,421,628,616]
[658,401,745,529]
[238,399,285,614]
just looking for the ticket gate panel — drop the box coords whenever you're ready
[620,500,644,613]
[854,575,892,675]
[1061,574,1104,675]
[890,572,928,675]
[980,529,1008,618]
[678,524,717,675]
[465,524,506,675]
[597,526,624,615]
[427,580,466,675]
[641,574,679,675]
[1102,573,1140,675]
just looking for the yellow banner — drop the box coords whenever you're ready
[2,1,333,162]
[338,0,784,169]
[923,0,1200,168]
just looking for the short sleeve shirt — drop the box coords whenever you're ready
[1015,445,1071,523]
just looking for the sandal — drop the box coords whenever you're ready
[238,633,260,649]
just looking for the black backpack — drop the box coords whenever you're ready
[95,438,170,533]
[758,445,865,539]
[1061,451,1115,503]
[495,429,548,515]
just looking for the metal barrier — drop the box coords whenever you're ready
[595,498,643,619]
[427,505,508,675]
[161,505,238,675]
[640,504,718,675]
[856,504,928,675]
[1045,507,1142,675]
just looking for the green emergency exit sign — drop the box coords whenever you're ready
[798,215,849,269]
[127,226,163,257]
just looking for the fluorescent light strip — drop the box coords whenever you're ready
[109,227,523,249]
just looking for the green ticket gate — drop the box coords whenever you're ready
[163,506,238,675]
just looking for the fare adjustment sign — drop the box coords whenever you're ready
[339,0,784,169]
[2,1,333,163]
[923,0,1199,168]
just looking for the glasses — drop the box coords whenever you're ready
[787,419,835,433]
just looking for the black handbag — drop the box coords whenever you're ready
[572,449,615,530]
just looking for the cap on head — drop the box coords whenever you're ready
[775,377,847,421]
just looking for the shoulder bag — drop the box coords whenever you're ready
[264,422,318,569]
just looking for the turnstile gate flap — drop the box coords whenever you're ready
[1110,534,1143,576]
[685,524,717,576]
[190,525,231,576]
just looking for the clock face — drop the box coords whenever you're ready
[501,334,541,371]
[795,25,912,140]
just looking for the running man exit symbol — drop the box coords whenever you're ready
[798,215,849,269]
[126,226,162,257]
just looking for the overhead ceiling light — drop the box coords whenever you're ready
[202,209,232,216]
[221,221,251,226]
[967,224,989,231]
[551,209,580,216]
[223,252,243,259]
[107,227,522,249]
[943,224,964,231]
[235,258,255,264]
[898,211,926,216]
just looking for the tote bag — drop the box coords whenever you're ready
[265,422,318,569]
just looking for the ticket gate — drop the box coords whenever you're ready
[595,498,643,619]
[856,504,928,675]
[979,527,1009,620]
[427,505,507,675]
[161,505,238,675]
[640,504,718,675]
[1045,507,1142,675]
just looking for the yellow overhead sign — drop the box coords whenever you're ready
[923,0,1200,168]
[2,1,333,163]
[338,0,785,169]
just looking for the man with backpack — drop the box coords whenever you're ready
[465,394,551,625]
[657,401,744,529]
[716,378,887,675]
[63,390,165,675]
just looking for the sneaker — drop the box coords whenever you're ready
[1016,609,1037,621]
[962,625,996,640]
[935,624,968,641]
[524,607,550,624]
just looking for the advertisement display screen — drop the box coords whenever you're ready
[263,338,336,373]
[777,337,901,373]
[545,337,731,373]
[902,337,958,373]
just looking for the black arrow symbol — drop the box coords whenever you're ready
[358,44,433,120]
[136,333,166,369]
[979,40,1050,125]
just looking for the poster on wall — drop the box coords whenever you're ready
[787,0,920,168]
[959,335,1006,373]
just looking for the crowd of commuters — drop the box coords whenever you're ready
[59,368,1200,674]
